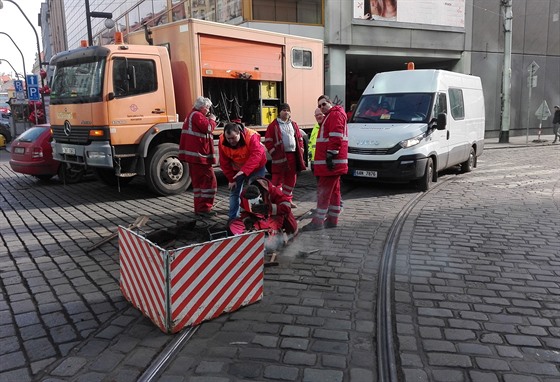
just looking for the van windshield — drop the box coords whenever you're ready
[351,93,433,124]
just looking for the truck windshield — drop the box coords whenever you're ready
[50,57,106,105]
[351,93,433,124]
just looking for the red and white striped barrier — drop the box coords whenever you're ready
[119,227,264,333]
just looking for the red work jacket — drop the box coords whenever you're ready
[178,109,217,165]
[219,128,267,182]
[313,105,349,177]
[264,119,306,174]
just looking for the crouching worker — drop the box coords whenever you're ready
[227,177,298,252]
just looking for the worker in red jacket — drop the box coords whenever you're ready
[264,103,306,207]
[228,178,298,249]
[301,95,348,232]
[178,96,217,217]
[219,122,267,220]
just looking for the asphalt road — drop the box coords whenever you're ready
[1,136,559,381]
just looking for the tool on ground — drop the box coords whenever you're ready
[85,215,149,252]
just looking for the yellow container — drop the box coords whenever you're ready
[261,106,277,125]
[260,81,277,99]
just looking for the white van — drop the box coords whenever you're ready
[347,69,485,190]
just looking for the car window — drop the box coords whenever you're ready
[16,127,48,142]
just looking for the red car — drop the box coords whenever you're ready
[9,125,85,183]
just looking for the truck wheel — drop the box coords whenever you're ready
[58,163,85,184]
[94,168,133,187]
[416,157,434,192]
[461,147,476,173]
[145,143,191,196]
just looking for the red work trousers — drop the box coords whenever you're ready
[189,162,217,213]
[271,152,297,201]
[311,175,342,226]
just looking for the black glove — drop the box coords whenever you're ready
[326,152,335,170]
[251,203,268,215]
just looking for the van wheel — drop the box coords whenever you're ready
[145,143,191,196]
[461,147,476,173]
[416,157,434,192]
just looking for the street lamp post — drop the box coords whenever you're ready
[0,32,28,86]
[0,58,23,79]
[85,0,114,46]
[0,0,46,113]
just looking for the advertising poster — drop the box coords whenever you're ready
[353,0,465,28]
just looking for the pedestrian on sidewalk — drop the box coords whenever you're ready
[553,105,560,144]
[301,95,348,232]
[264,103,306,208]
[179,96,217,218]
[219,122,267,220]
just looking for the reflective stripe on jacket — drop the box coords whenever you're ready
[313,105,349,177]
[178,109,216,165]
[264,119,306,173]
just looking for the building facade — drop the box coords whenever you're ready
[44,0,560,137]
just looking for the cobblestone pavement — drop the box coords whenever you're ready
[0,136,559,381]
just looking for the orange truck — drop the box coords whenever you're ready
[50,18,324,195]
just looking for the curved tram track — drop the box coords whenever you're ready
[139,177,454,382]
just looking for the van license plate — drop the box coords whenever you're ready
[354,170,377,178]
[62,147,76,155]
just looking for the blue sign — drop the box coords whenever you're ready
[26,74,39,87]
[28,86,40,101]
[14,80,24,92]
[26,74,40,101]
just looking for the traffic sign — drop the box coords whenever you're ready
[14,80,23,92]
[535,100,551,120]
[28,86,40,101]
[26,74,39,87]
[527,61,539,75]
[26,74,40,101]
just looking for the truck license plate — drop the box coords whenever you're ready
[354,170,377,178]
[62,146,76,155]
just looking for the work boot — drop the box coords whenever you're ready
[195,210,218,218]
[301,221,324,232]
[324,221,337,229]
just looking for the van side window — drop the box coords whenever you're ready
[449,88,465,120]
[434,93,447,116]
[113,58,157,97]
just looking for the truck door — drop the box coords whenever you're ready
[107,55,168,145]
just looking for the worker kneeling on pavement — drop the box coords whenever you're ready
[227,177,298,252]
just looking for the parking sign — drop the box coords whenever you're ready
[14,80,23,92]
[28,86,40,101]
[26,74,40,101]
